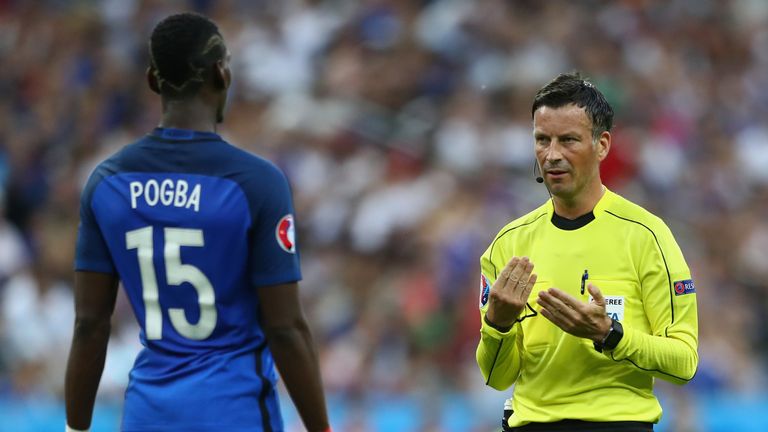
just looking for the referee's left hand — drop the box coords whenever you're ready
[536,284,612,343]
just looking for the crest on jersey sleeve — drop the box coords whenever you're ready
[673,279,695,296]
[479,274,491,308]
[276,214,296,253]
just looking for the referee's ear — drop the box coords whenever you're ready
[595,130,611,162]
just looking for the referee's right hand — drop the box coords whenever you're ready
[485,257,537,329]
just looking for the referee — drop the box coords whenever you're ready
[476,72,698,432]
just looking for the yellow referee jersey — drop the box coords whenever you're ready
[476,188,698,427]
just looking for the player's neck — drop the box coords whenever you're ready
[552,182,606,219]
[159,98,218,133]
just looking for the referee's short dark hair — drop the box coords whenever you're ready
[531,72,614,140]
[149,12,226,99]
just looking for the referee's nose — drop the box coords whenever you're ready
[542,143,564,168]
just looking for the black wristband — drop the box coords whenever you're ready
[594,318,623,352]
[484,314,513,333]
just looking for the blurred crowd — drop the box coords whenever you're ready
[2,0,768,430]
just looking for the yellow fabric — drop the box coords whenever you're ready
[476,188,698,427]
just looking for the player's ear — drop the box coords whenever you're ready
[147,67,161,95]
[212,58,231,91]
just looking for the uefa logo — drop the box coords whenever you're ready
[674,282,685,295]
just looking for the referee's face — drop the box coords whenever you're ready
[533,104,609,202]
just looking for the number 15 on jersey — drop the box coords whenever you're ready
[126,226,217,341]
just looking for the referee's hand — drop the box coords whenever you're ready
[536,283,612,343]
[485,257,538,329]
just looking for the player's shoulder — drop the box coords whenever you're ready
[493,201,550,240]
[88,134,155,175]
[82,135,156,184]
[220,141,286,178]
[602,189,672,236]
[213,141,290,191]
[82,145,133,194]
[193,140,296,212]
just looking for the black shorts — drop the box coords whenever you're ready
[502,409,654,432]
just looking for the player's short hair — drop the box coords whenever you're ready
[149,12,226,99]
[531,72,614,140]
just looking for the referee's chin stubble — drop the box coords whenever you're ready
[544,174,572,196]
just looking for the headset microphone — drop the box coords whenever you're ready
[533,160,544,183]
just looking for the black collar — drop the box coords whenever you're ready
[551,211,595,230]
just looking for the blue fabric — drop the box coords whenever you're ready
[74,128,302,431]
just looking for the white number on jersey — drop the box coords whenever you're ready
[126,226,217,340]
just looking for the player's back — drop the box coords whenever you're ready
[76,128,300,431]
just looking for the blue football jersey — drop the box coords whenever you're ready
[75,128,301,432]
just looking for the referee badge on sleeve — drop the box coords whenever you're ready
[479,274,491,308]
[673,279,696,296]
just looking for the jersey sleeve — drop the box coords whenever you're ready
[74,169,117,274]
[476,240,524,391]
[604,218,698,384]
[245,164,302,287]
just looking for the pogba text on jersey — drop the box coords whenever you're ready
[129,178,201,212]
